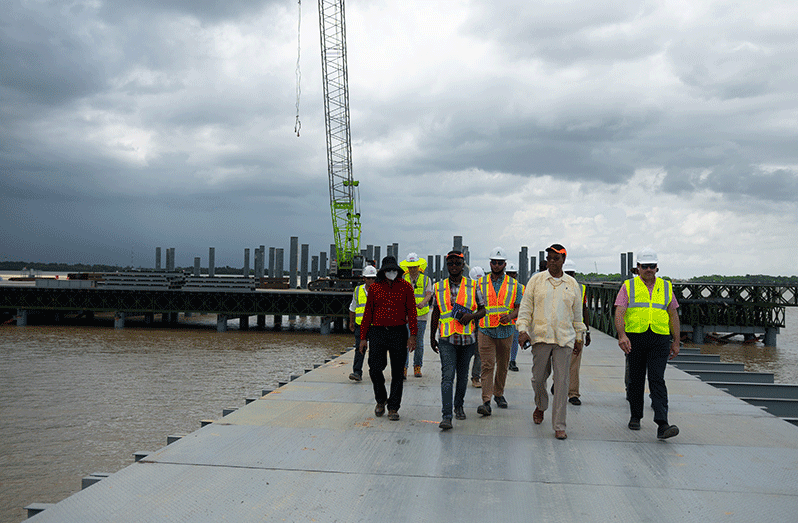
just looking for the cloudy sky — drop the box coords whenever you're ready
[2,0,796,278]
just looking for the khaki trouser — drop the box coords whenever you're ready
[477,332,512,404]
[569,348,582,399]
[531,343,571,432]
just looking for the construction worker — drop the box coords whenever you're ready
[563,259,591,405]
[429,250,486,430]
[614,248,681,439]
[401,253,433,378]
[348,265,378,381]
[505,262,523,372]
[468,266,485,388]
[475,247,522,416]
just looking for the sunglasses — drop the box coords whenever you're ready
[640,263,657,270]
[447,261,463,266]
[489,260,505,265]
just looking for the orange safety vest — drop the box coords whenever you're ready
[478,274,518,328]
[434,277,478,337]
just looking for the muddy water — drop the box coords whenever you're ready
[0,316,351,523]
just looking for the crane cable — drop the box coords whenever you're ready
[294,0,302,137]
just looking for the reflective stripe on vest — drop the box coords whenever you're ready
[434,278,478,337]
[478,274,517,328]
[354,284,367,325]
[404,273,430,316]
[624,276,671,335]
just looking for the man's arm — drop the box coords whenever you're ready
[668,308,681,359]
[429,298,440,353]
[615,305,631,354]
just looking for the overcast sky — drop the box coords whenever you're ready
[2,0,796,278]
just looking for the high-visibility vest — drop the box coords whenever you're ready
[478,274,517,328]
[434,278,478,337]
[404,273,430,316]
[353,284,368,326]
[623,276,672,335]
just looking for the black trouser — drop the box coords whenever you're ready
[627,328,670,423]
[368,325,408,411]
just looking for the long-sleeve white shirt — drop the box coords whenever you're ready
[515,271,586,348]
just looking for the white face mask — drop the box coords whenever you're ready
[385,270,398,281]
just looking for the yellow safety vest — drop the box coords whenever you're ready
[354,284,368,326]
[623,276,672,335]
[478,274,517,328]
[404,273,430,316]
[434,278,478,337]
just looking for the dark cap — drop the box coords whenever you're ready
[545,243,567,256]
[446,250,464,259]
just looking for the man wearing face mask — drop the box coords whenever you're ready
[359,256,418,421]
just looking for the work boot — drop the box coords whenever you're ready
[414,365,422,378]
[375,402,385,417]
[349,372,362,382]
[439,417,453,430]
[508,360,519,372]
[657,424,679,439]
[477,402,492,416]
[454,406,466,420]
[471,377,481,388]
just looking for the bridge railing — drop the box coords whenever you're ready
[583,281,791,339]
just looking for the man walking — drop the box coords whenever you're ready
[401,253,433,378]
[348,265,378,381]
[563,260,591,405]
[517,244,585,440]
[614,248,680,439]
[359,256,418,421]
[476,247,522,416]
[430,251,486,430]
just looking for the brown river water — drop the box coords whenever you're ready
[1,307,796,523]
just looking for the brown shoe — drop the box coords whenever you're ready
[471,377,481,388]
[533,408,544,424]
[375,403,385,417]
[555,430,567,440]
[414,365,422,378]
[388,410,400,421]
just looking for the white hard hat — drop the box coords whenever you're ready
[488,246,507,261]
[563,259,576,272]
[363,265,378,278]
[404,252,421,264]
[636,248,658,265]
[469,266,485,280]
[506,262,518,273]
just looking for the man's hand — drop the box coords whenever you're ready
[584,332,591,346]
[669,339,680,360]
[457,313,474,325]
[407,335,417,351]
[358,339,367,354]
[618,333,631,354]
[518,331,531,349]
[349,322,355,332]
[430,337,439,353]
[573,340,583,355]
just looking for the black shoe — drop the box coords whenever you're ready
[349,372,362,381]
[477,402,492,416]
[439,417,453,430]
[375,403,385,417]
[568,396,581,406]
[508,360,519,372]
[388,410,400,421]
[628,417,641,430]
[550,384,554,395]
[657,424,679,439]
[494,395,508,409]
[454,406,466,420]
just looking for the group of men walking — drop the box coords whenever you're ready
[348,244,680,441]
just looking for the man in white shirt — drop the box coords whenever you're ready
[517,244,586,440]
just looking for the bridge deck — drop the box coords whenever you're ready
[27,331,798,522]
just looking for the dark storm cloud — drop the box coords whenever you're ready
[662,164,798,202]
[98,0,280,24]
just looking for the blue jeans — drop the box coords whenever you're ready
[352,325,365,376]
[405,320,426,368]
[510,328,519,362]
[438,338,475,418]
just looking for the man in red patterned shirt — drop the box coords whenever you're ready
[359,256,418,421]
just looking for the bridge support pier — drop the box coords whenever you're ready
[320,316,331,335]
[144,313,154,325]
[16,309,27,326]
[764,327,778,347]
[217,314,228,332]
[114,312,126,329]
[692,324,705,343]
[274,315,282,331]
[239,315,249,330]
[257,315,266,329]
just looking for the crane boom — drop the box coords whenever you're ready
[318,0,362,278]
